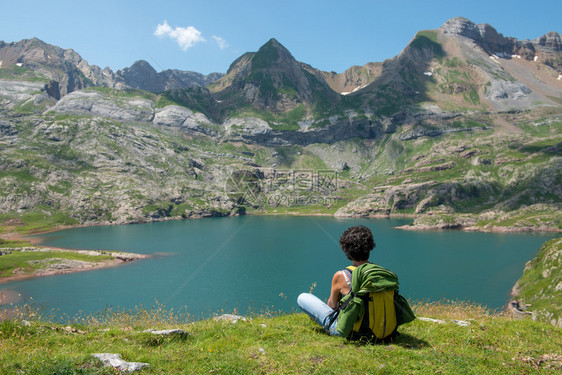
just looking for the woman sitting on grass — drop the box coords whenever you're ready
[297,225,411,340]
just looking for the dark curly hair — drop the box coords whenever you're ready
[339,225,375,261]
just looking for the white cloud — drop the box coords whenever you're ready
[212,36,228,50]
[154,20,205,51]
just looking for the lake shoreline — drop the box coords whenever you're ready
[395,223,562,233]
[1,214,554,317]
[0,225,149,287]
[0,212,557,287]
[3,211,560,247]
[0,247,148,287]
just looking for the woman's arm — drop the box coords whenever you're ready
[327,271,345,309]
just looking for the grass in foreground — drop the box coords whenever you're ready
[0,301,561,374]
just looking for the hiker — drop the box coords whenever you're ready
[297,225,414,340]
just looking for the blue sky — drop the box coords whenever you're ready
[1,0,560,74]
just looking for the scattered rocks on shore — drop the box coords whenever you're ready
[143,328,189,337]
[213,314,247,324]
[418,316,471,326]
[92,353,149,373]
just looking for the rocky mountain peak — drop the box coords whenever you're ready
[211,38,339,113]
[251,38,297,71]
[0,37,106,97]
[441,17,481,40]
[440,17,537,58]
[533,31,562,52]
[120,60,159,80]
[441,17,508,47]
[129,60,157,73]
[115,60,161,91]
[439,17,560,74]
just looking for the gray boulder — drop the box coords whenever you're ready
[153,105,213,135]
[143,328,189,337]
[92,353,149,373]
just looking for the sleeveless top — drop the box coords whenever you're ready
[341,268,353,296]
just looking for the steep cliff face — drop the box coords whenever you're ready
[440,17,532,56]
[114,60,162,92]
[441,17,561,56]
[534,31,562,52]
[441,17,562,73]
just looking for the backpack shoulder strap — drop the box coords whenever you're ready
[338,266,358,311]
[342,268,353,289]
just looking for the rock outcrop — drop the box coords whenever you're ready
[92,353,149,373]
[533,31,562,52]
[224,116,383,146]
[153,105,215,136]
[0,79,47,107]
[49,90,154,122]
[441,17,535,57]
[441,17,562,72]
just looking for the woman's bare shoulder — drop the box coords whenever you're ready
[331,270,346,283]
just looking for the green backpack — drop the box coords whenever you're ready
[336,264,415,342]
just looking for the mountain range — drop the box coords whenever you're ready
[0,17,560,232]
[2,17,560,110]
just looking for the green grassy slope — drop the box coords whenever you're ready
[0,302,561,374]
[512,238,562,327]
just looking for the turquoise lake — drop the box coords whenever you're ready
[0,216,557,320]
